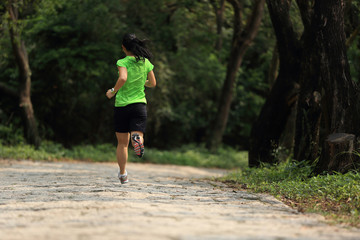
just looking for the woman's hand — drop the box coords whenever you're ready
[106,67,127,99]
[106,89,115,99]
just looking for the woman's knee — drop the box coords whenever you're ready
[117,141,128,148]
[116,132,130,147]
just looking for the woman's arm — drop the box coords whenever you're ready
[106,67,128,99]
[145,70,156,88]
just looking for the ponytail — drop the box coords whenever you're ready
[122,33,153,62]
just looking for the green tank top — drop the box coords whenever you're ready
[115,56,154,107]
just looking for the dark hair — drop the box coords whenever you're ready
[122,33,153,62]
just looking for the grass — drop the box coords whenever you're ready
[0,141,115,162]
[220,160,360,228]
[140,145,248,169]
[0,141,248,169]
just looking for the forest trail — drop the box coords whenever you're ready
[0,160,359,240]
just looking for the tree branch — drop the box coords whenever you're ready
[266,0,301,67]
[227,0,243,44]
[242,0,266,46]
[210,0,226,51]
[346,25,360,48]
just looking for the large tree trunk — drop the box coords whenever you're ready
[293,0,323,162]
[313,0,360,173]
[207,0,265,152]
[7,0,41,148]
[249,0,301,166]
[294,0,360,168]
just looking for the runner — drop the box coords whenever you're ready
[106,33,156,184]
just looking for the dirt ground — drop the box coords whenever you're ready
[0,159,359,240]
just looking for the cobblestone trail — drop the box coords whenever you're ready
[0,160,359,240]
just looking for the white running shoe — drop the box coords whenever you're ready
[118,170,129,184]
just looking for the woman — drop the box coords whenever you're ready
[106,33,156,184]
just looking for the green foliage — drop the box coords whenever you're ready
[0,143,59,160]
[27,0,125,144]
[348,36,360,83]
[2,0,272,149]
[0,124,24,145]
[221,161,360,226]
[0,0,270,149]
[61,144,117,162]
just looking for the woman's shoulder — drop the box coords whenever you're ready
[117,56,133,67]
[117,56,132,61]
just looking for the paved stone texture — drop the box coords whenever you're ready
[0,159,359,240]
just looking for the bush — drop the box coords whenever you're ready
[0,124,24,145]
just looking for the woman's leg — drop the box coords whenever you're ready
[116,132,130,175]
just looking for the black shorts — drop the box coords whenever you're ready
[114,103,147,133]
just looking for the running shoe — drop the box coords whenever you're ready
[132,133,144,158]
[118,170,129,184]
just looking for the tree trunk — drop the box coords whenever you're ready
[249,77,299,167]
[249,0,301,166]
[268,43,279,89]
[313,0,360,173]
[207,0,265,152]
[293,12,323,162]
[7,0,41,148]
[294,90,322,162]
[295,0,360,167]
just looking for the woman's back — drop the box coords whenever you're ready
[115,56,154,107]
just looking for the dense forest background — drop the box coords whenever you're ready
[1,0,359,168]
[0,0,271,147]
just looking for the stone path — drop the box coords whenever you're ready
[0,159,359,240]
